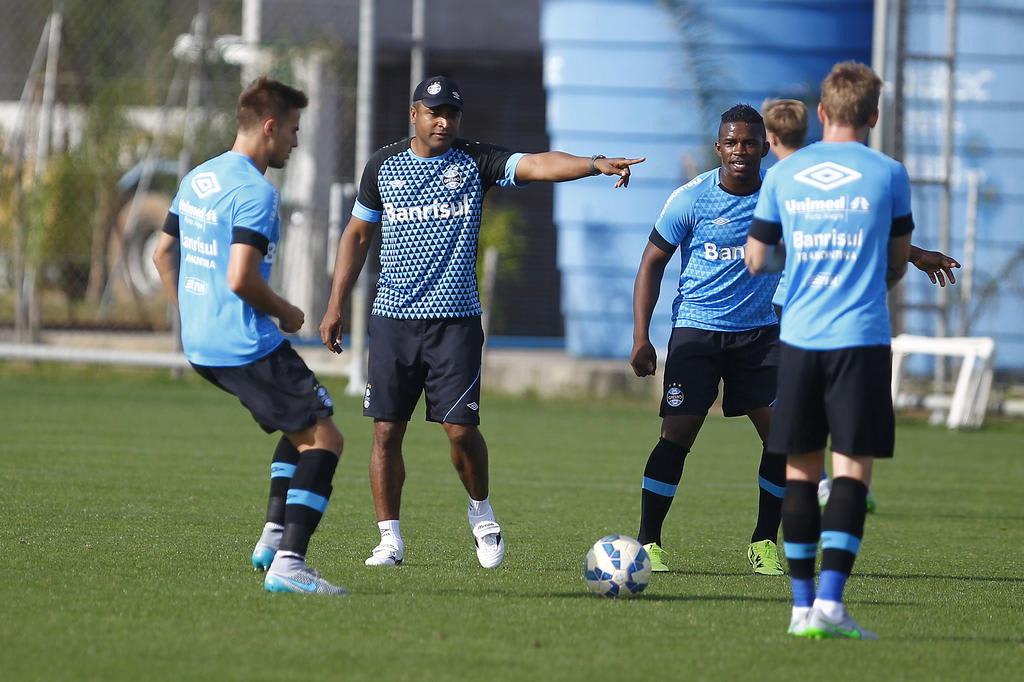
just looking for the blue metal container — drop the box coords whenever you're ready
[898,1,1024,371]
[542,0,873,357]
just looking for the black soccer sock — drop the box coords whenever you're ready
[279,449,339,558]
[751,446,786,543]
[819,476,869,604]
[782,480,820,607]
[637,438,689,546]
[266,436,301,526]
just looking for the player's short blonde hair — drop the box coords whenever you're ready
[762,99,808,149]
[820,61,882,129]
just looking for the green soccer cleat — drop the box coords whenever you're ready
[748,539,785,575]
[866,491,877,514]
[643,542,670,572]
[796,606,878,640]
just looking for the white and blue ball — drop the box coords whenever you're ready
[583,534,652,598]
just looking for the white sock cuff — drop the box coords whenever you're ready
[378,519,401,539]
[468,496,493,517]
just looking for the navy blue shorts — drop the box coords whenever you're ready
[660,325,779,418]
[768,342,894,458]
[364,315,483,425]
[191,341,334,434]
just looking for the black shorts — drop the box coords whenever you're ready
[364,315,483,425]
[191,341,334,434]
[661,325,779,418]
[767,342,894,457]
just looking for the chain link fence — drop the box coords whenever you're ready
[0,0,560,348]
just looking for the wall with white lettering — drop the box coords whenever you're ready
[542,0,872,357]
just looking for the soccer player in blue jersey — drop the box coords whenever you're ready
[746,61,914,638]
[319,76,643,569]
[763,99,959,513]
[630,105,788,576]
[152,77,347,595]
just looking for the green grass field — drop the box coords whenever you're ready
[2,363,1021,681]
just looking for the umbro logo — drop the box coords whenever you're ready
[388,179,406,189]
[793,162,862,192]
[467,402,479,411]
[190,172,221,198]
[711,216,730,226]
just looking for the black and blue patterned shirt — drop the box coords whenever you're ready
[352,138,525,319]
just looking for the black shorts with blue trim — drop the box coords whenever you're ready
[767,342,895,458]
[661,324,779,418]
[191,341,334,434]
[364,315,483,425]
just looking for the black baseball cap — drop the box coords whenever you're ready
[412,75,464,110]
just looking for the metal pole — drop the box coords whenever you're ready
[347,0,376,396]
[241,0,262,85]
[25,7,63,341]
[11,15,52,343]
[935,0,959,385]
[959,170,980,337]
[870,0,889,155]
[409,0,425,137]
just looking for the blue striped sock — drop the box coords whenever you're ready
[790,577,816,607]
[818,569,849,603]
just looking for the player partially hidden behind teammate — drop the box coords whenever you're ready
[763,98,960,513]
[153,77,347,595]
[747,62,914,638]
[631,105,787,576]
[319,76,644,569]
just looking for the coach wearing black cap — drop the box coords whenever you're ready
[320,75,644,571]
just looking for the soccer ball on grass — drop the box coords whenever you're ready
[583,534,652,598]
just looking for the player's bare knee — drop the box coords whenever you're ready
[373,420,406,452]
[318,419,344,455]
[443,423,481,452]
[660,416,701,449]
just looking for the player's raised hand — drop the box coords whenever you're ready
[319,307,345,354]
[279,303,305,334]
[630,340,658,377]
[912,249,961,287]
[595,157,646,188]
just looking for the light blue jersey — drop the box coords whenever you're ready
[653,167,779,332]
[752,142,914,350]
[171,151,284,366]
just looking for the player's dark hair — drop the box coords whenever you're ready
[719,103,766,139]
[237,77,308,130]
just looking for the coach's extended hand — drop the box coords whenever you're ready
[595,157,646,188]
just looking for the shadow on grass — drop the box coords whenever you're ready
[879,512,1024,523]
[860,572,1024,585]
[889,634,1024,646]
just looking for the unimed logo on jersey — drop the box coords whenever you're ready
[792,162,862,192]
[191,171,221,198]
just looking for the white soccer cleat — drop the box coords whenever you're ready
[264,565,347,595]
[364,541,404,566]
[787,607,813,636]
[800,605,879,640]
[472,520,505,569]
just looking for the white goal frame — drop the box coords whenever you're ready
[890,334,996,429]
